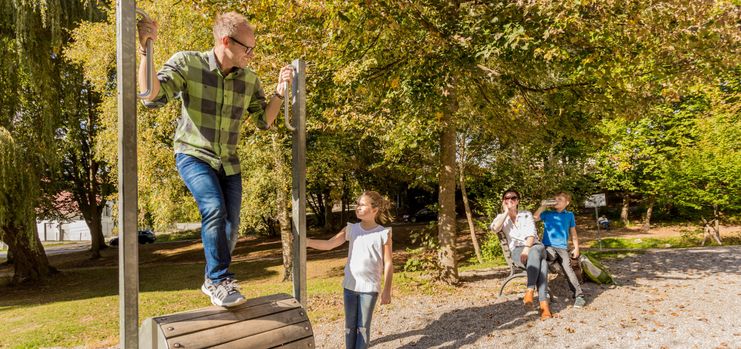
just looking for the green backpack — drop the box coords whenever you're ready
[579,254,616,285]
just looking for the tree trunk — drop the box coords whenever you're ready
[642,196,654,232]
[437,86,459,284]
[66,89,109,260]
[322,189,333,232]
[341,177,349,225]
[3,223,56,284]
[307,192,322,227]
[712,205,722,245]
[272,135,293,282]
[81,204,106,259]
[620,193,630,227]
[458,146,482,264]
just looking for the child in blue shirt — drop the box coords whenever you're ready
[534,191,586,308]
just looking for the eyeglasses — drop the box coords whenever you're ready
[503,196,519,201]
[228,36,255,55]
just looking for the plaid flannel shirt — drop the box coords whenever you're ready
[143,50,268,175]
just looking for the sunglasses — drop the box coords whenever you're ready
[503,196,519,201]
[228,36,255,55]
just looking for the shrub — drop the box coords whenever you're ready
[480,232,503,262]
[402,223,443,276]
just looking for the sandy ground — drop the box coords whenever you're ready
[312,246,741,349]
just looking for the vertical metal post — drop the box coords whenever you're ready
[595,207,602,250]
[116,1,139,348]
[291,59,307,306]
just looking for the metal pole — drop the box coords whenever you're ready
[290,59,307,306]
[116,1,139,347]
[595,206,602,250]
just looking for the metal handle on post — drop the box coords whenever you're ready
[136,9,154,99]
[283,68,296,131]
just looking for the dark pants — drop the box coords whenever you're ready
[545,246,583,298]
[512,243,549,301]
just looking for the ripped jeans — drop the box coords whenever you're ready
[343,288,379,349]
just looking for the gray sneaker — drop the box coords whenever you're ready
[574,295,586,308]
[202,278,246,307]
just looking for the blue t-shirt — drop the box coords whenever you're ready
[540,210,576,249]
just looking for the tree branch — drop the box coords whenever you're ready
[512,78,593,92]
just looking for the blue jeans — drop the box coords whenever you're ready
[176,153,242,283]
[512,243,549,301]
[343,288,378,349]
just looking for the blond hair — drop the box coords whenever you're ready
[213,12,254,44]
[360,191,393,224]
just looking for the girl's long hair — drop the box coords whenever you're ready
[360,191,393,224]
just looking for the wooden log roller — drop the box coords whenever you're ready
[139,293,314,348]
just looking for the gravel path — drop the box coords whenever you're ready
[313,246,741,348]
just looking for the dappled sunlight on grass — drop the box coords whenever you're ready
[150,241,204,256]
[154,229,200,242]
[584,235,741,250]
[0,295,119,348]
[459,257,506,272]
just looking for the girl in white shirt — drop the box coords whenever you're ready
[490,189,552,320]
[307,191,393,349]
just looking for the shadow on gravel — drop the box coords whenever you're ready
[371,277,614,348]
[608,247,741,284]
[372,246,741,348]
[371,298,532,348]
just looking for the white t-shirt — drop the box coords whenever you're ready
[342,223,390,293]
[490,210,537,251]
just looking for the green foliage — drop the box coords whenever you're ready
[67,0,231,230]
[402,224,442,274]
[1,1,104,270]
[59,0,740,256]
[238,132,285,235]
[593,67,741,222]
[480,231,503,262]
[659,71,741,216]
[0,128,37,237]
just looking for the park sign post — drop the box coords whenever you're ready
[584,194,607,249]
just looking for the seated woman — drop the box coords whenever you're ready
[490,189,552,320]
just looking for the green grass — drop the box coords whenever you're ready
[584,234,741,250]
[459,256,506,272]
[0,256,448,348]
[154,229,201,243]
[583,249,646,260]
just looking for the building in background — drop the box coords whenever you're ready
[36,201,114,241]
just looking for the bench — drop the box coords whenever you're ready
[139,293,314,349]
[496,230,559,299]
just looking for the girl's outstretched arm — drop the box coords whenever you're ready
[306,227,347,250]
[380,229,393,304]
